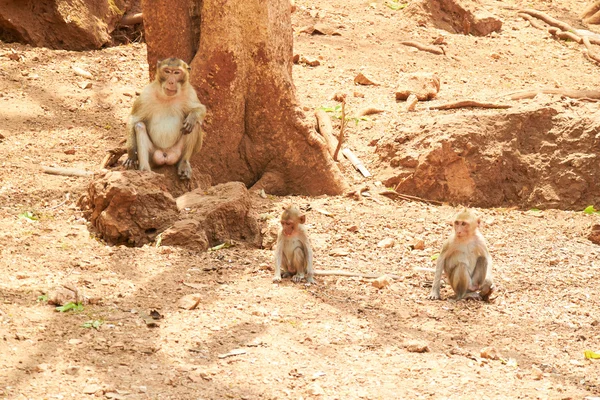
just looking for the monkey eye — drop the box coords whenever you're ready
[174,70,181,75]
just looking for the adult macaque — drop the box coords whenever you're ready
[428,209,494,301]
[273,205,315,284]
[124,58,206,180]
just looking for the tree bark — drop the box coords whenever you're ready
[141,0,348,195]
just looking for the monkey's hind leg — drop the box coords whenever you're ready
[471,256,494,301]
[177,126,203,180]
[290,246,307,283]
[448,262,470,300]
[134,122,154,172]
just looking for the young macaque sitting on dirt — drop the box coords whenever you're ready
[273,205,315,285]
[427,208,495,301]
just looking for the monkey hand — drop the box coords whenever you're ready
[181,113,199,134]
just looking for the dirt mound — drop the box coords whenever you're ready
[0,0,131,50]
[403,0,502,35]
[377,103,600,209]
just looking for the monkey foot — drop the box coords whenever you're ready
[292,274,305,283]
[480,285,495,302]
[177,160,192,180]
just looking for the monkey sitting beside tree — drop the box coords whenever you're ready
[124,58,207,180]
[427,208,495,301]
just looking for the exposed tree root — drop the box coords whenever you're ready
[429,100,511,110]
[380,189,444,205]
[548,27,582,43]
[518,13,546,30]
[583,36,600,64]
[518,9,574,32]
[101,147,127,168]
[400,41,445,55]
[504,89,600,100]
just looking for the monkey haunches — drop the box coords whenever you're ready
[428,209,495,301]
[124,58,207,180]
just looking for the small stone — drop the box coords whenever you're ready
[406,93,419,111]
[531,366,544,380]
[329,248,350,257]
[405,340,430,353]
[177,294,202,310]
[299,55,320,66]
[347,225,359,233]
[480,346,502,360]
[82,384,103,395]
[410,239,425,250]
[68,338,83,346]
[371,275,392,289]
[65,366,80,375]
[354,72,380,86]
[353,91,365,98]
[307,382,325,396]
[377,238,395,248]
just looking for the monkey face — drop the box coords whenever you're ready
[156,58,190,97]
[281,219,296,236]
[454,219,475,239]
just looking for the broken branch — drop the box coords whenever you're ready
[101,147,127,168]
[548,27,582,43]
[504,89,600,100]
[518,9,574,32]
[381,189,444,205]
[400,41,445,55]
[518,13,547,30]
[42,166,94,177]
[429,100,511,110]
[333,97,347,161]
[342,148,371,178]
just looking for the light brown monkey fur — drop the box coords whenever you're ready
[124,58,207,180]
[273,205,315,284]
[428,209,494,301]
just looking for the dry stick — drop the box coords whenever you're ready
[101,147,127,168]
[548,27,582,43]
[314,109,337,157]
[342,148,371,178]
[505,89,600,100]
[381,189,444,205]
[583,36,600,64]
[42,166,94,177]
[333,98,346,161]
[400,41,445,55]
[518,13,547,30]
[120,12,143,26]
[429,100,511,110]
[518,9,574,32]
[315,270,403,279]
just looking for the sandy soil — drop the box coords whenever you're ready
[1,0,599,399]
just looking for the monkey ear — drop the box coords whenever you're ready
[476,217,481,227]
[299,214,306,224]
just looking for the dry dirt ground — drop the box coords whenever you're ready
[1,0,600,399]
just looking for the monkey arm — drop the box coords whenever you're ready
[182,100,207,134]
[427,244,448,300]
[305,236,315,284]
[273,234,284,282]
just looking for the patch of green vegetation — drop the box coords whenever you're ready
[82,320,104,330]
[385,0,408,10]
[583,205,600,215]
[55,302,84,313]
[317,104,370,125]
[37,294,48,303]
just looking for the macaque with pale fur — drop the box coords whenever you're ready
[273,205,315,284]
[124,58,206,180]
[428,209,494,301]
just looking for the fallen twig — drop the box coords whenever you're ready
[101,147,127,168]
[42,166,94,177]
[342,148,371,178]
[518,13,546,30]
[400,41,444,55]
[333,97,347,161]
[429,100,511,110]
[381,189,444,205]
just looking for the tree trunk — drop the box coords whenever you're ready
[141,0,348,196]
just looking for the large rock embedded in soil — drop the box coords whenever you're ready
[376,104,600,210]
[0,0,131,50]
[79,171,262,248]
[161,182,262,250]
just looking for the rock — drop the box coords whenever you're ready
[376,105,600,210]
[588,224,600,245]
[330,248,350,257]
[313,23,341,35]
[160,220,210,251]
[177,294,202,310]
[79,171,179,246]
[0,0,130,50]
[480,346,502,360]
[69,339,83,346]
[65,366,81,375]
[299,55,320,66]
[48,283,83,306]
[377,238,395,248]
[531,366,544,380]
[166,182,262,249]
[72,66,93,79]
[307,382,326,396]
[371,275,392,289]
[405,340,430,353]
[395,72,440,101]
[82,384,103,395]
[410,239,425,250]
[354,72,381,86]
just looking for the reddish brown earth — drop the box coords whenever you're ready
[1,0,600,398]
